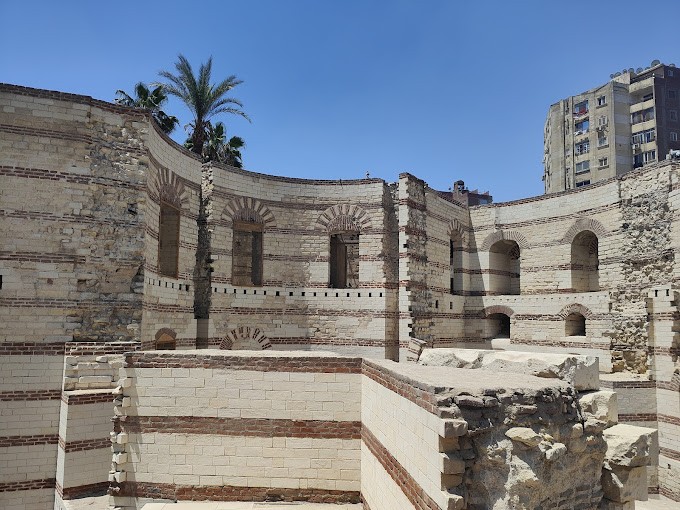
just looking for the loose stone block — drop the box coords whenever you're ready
[603,424,657,468]
[505,427,542,447]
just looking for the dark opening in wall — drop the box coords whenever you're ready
[565,312,586,336]
[571,230,599,292]
[232,220,263,286]
[488,240,521,295]
[330,233,359,288]
[158,202,180,278]
[488,313,511,338]
[450,236,463,294]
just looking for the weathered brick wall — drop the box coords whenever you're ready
[0,85,147,510]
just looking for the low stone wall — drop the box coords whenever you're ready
[111,351,657,510]
[109,351,362,509]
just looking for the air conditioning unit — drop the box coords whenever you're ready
[596,124,606,131]
[632,143,641,151]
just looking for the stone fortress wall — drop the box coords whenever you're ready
[0,84,678,508]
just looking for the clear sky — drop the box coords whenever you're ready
[2,1,679,202]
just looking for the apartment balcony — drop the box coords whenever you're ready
[630,98,655,114]
[629,77,654,94]
[572,110,589,121]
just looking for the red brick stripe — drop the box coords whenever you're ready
[0,389,61,401]
[62,392,114,405]
[110,481,360,503]
[56,480,109,499]
[659,413,680,426]
[361,360,439,415]
[66,341,139,356]
[660,486,680,502]
[618,413,657,422]
[124,352,362,373]
[0,434,59,447]
[120,416,361,439]
[510,338,610,350]
[599,380,657,389]
[0,165,143,190]
[0,478,55,493]
[58,437,111,453]
[660,447,680,462]
[0,342,65,355]
[362,426,441,510]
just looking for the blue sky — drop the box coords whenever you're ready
[2,1,679,202]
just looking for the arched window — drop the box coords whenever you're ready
[488,240,520,295]
[571,231,599,292]
[487,313,511,339]
[330,232,359,288]
[565,312,586,336]
[158,202,180,277]
[232,221,263,286]
[450,234,463,295]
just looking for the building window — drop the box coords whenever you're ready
[232,221,263,286]
[575,180,591,188]
[669,69,674,77]
[631,108,655,124]
[573,100,588,115]
[330,232,359,288]
[671,132,678,142]
[575,161,590,174]
[668,89,677,100]
[598,157,608,168]
[631,128,656,144]
[670,110,678,122]
[575,141,590,155]
[634,150,656,168]
[158,202,180,278]
[574,119,589,134]
[598,136,608,147]
[597,95,607,107]
[597,115,608,127]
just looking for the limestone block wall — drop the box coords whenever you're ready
[141,127,204,349]
[206,164,398,357]
[0,85,147,510]
[109,351,362,509]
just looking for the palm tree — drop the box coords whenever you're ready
[114,82,178,134]
[185,122,245,167]
[157,55,249,156]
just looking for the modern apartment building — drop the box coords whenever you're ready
[543,60,680,193]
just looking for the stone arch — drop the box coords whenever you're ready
[480,230,529,251]
[219,326,272,350]
[154,328,176,350]
[562,218,608,244]
[482,305,515,318]
[222,197,276,228]
[316,204,372,233]
[448,219,467,245]
[151,167,188,209]
[558,303,594,319]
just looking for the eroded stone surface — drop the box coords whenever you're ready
[603,424,658,468]
[419,348,599,390]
